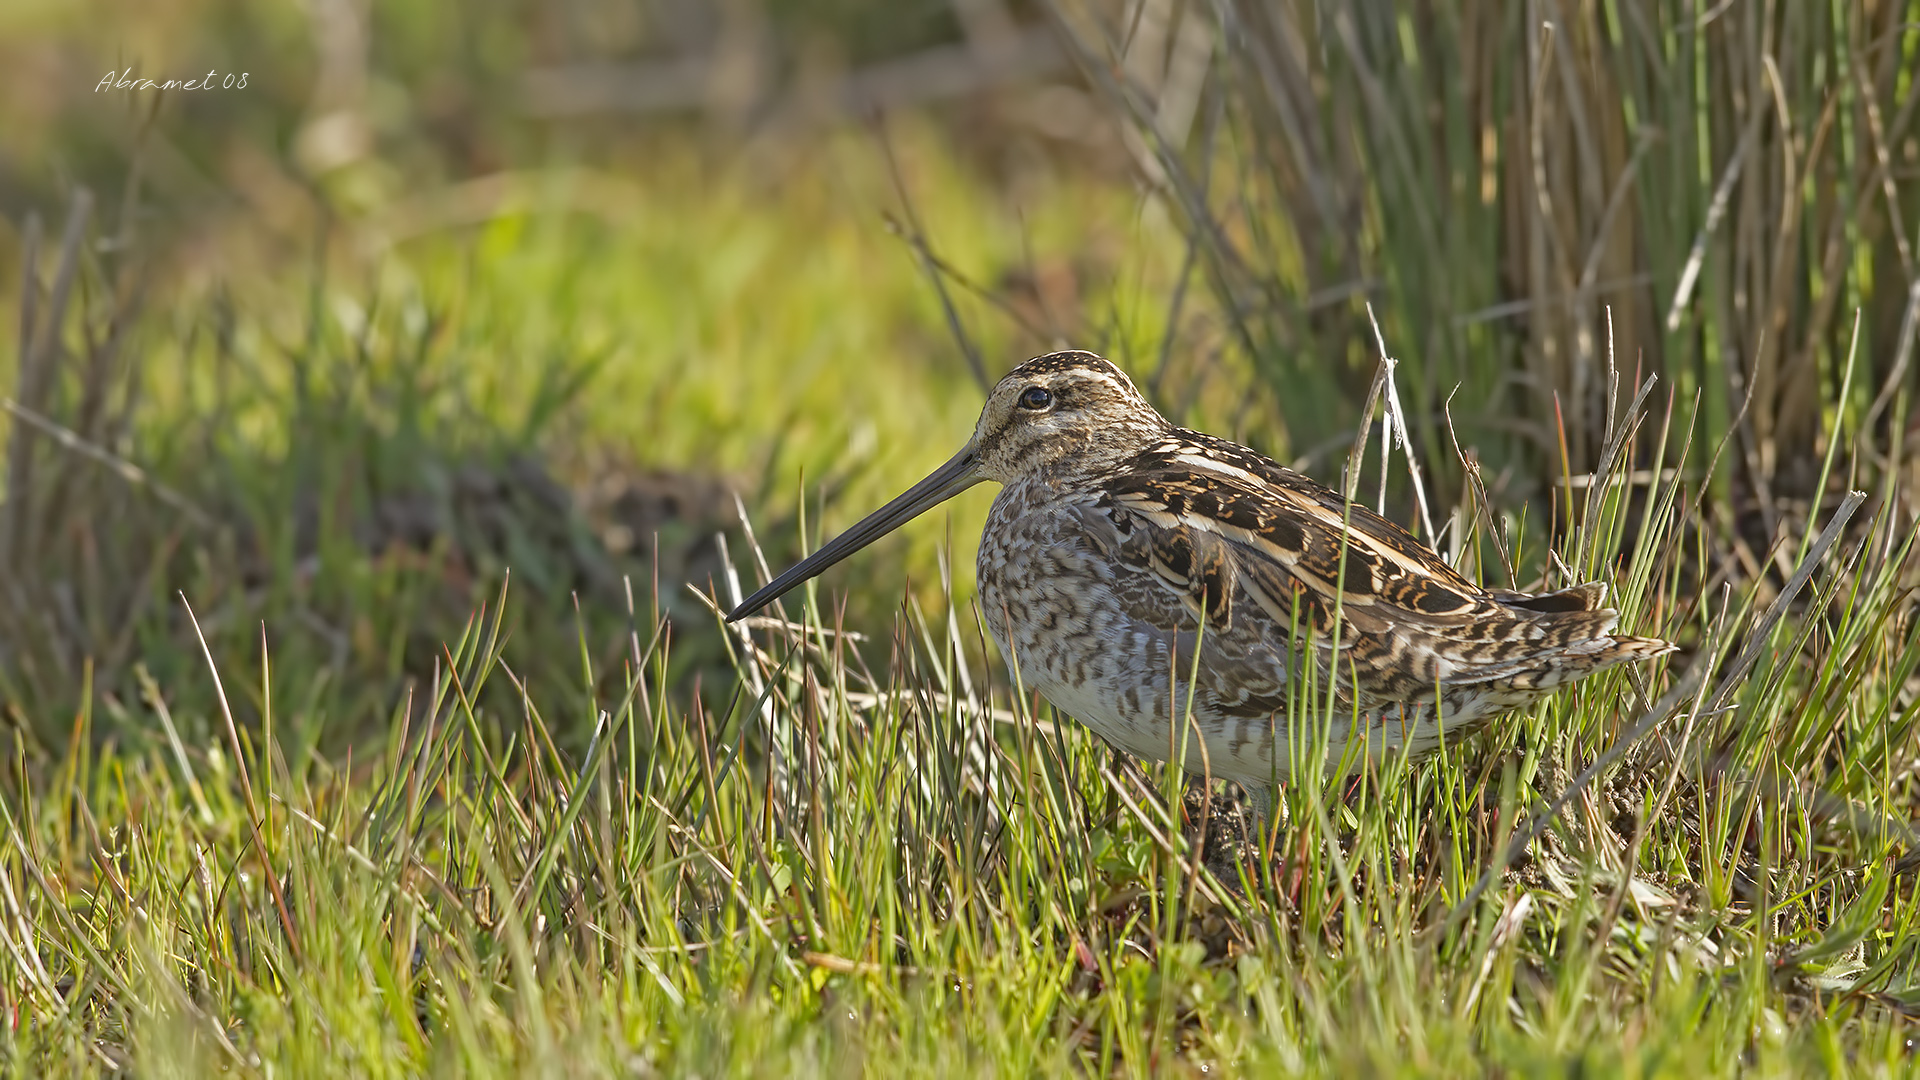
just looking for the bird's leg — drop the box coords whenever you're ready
[1243,783,1273,829]
[1237,782,1290,866]
[1342,772,1366,804]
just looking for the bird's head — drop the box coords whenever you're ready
[725,351,1167,621]
[966,351,1172,486]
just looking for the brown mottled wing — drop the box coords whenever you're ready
[1065,495,1296,720]
[1096,431,1641,703]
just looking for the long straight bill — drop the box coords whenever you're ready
[725,446,983,621]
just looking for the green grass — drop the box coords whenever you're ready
[0,117,1195,744]
[6,195,1919,1068]
[8,1,1920,1074]
[5,403,1917,1075]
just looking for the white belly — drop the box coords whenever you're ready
[979,558,1300,787]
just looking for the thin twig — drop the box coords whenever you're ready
[1,397,216,530]
[874,118,989,391]
[1363,303,1436,541]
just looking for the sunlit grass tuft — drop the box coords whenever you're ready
[5,339,1918,1073]
[3,9,1920,1069]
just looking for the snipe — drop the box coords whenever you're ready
[728,352,1674,816]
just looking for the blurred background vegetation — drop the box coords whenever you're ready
[2,0,1916,758]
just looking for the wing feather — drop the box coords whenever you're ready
[1086,430,1660,710]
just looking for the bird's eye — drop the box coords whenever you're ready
[1017,386,1053,410]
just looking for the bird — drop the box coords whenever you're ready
[726,351,1675,820]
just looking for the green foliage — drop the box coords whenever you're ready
[2,426,1915,1074]
[3,0,1920,1074]
[1058,0,1920,511]
[0,119,1174,749]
